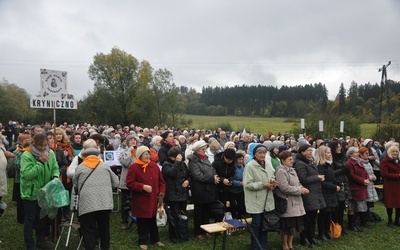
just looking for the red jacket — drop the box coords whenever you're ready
[381,156,400,208]
[126,161,166,218]
[346,157,368,201]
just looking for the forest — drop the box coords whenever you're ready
[1,47,399,132]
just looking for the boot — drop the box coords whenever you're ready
[354,214,364,232]
[325,230,334,240]
[348,214,361,232]
[388,218,396,228]
[300,238,313,248]
[360,212,370,228]
[317,232,328,241]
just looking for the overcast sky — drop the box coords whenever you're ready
[1,0,399,101]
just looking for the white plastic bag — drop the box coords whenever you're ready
[156,206,167,227]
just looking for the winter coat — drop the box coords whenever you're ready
[162,158,190,202]
[243,159,275,214]
[187,153,218,204]
[360,159,379,203]
[126,161,166,218]
[317,162,338,208]
[274,165,306,218]
[0,146,7,196]
[20,149,60,201]
[346,157,368,201]
[230,164,244,194]
[332,154,352,201]
[73,156,119,216]
[294,155,326,211]
[158,142,172,166]
[381,156,400,208]
[212,152,236,192]
[118,148,136,190]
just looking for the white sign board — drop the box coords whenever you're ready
[40,68,68,98]
[30,97,77,109]
[340,121,344,133]
[104,151,121,166]
[319,120,324,132]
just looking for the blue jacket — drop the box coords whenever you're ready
[230,164,244,193]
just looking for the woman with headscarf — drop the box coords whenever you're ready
[275,150,308,250]
[346,146,369,232]
[187,140,220,240]
[243,144,278,250]
[380,145,400,227]
[294,142,326,248]
[126,146,166,250]
[73,145,119,250]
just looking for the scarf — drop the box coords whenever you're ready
[194,152,207,160]
[131,150,137,159]
[18,146,30,152]
[29,145,50,160]
[360,158,369,165]
[135,158,150,173]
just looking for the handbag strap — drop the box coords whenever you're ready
[77,160,101,196]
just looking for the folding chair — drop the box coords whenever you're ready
[112,189,120,212]
[55,210,83,249]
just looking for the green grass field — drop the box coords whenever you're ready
[184,115,376,138]
[1,179,399,250]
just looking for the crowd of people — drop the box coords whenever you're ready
[0,121,399,250]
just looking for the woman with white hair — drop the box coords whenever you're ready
[381,145,400,227]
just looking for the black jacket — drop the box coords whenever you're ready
[294,155,326,211]
[317,162,339,208]
[162,158,190,202]
[212,152,236,191]
[187,153,218,204]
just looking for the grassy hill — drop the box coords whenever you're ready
[184,115,376,138]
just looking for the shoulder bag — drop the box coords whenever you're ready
[262,190,280,232]
[72,160,101,211]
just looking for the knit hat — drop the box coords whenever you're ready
[168,146,182,157]
[297,138,309,148]
[363,138,373,147]
[359,147,368,155]
[316,139,324,147]
[346,146,359,158]
[253,144,267,156]
[192,140,208,151]
[298,144,312,154]
[81,147,100,158]
[224,148,236,160]
[125,135,139,144]
[267,142,279,152]
[223,141,235,150]
[136,146,150,159]
[83,139,97,149]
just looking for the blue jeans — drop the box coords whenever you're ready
[22,200,46,250]
[250,213,268,250]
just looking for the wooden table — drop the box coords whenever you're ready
[201,220,247,250]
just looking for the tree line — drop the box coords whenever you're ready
[1,47,400,132]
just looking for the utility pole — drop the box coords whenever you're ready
[378,61,391,124]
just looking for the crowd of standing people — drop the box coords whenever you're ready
[0,121,398,250]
